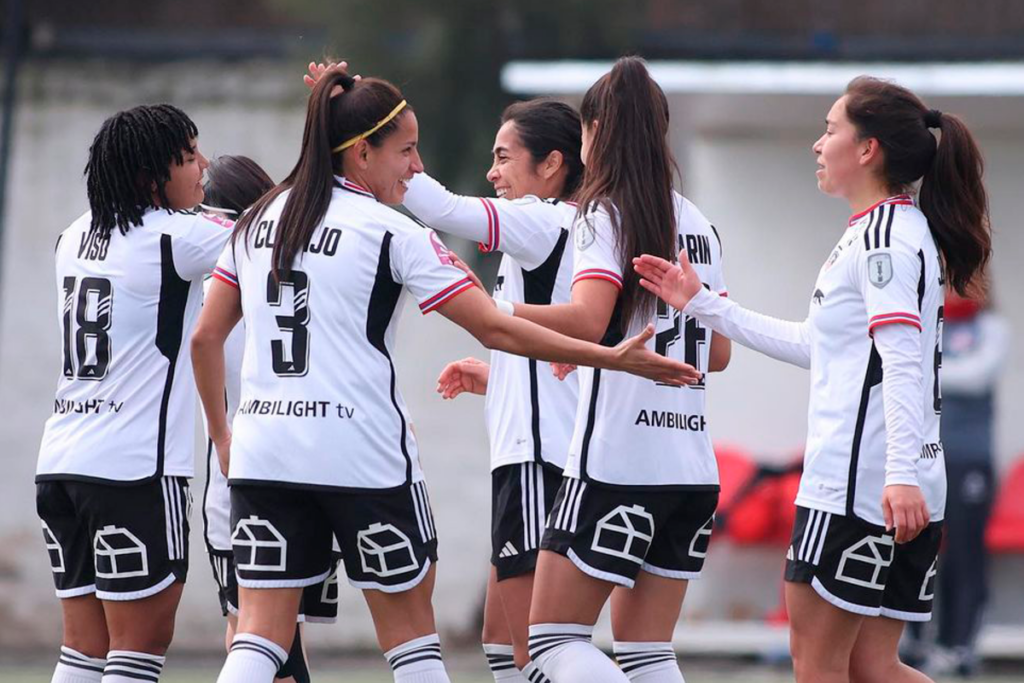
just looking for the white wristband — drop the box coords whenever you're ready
[495,299,515,316]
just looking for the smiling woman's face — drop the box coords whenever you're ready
[485,120,548,200]
[360,112,424,205]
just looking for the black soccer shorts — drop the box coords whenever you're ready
[37,477,190,601]
[231,480,438,593]
[540,475,719,588]
[785,506,942,621]
[208,547,343,621]
[491,462,564,581]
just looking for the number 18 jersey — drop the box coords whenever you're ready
[214,178,474,491]
[37,208,232,483]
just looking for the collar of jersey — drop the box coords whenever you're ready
[848,194,913,226]
[334,175,376,200]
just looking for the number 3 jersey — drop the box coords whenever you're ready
[37,208,232,483]
[568,193,727,489]
[213,177,474,491]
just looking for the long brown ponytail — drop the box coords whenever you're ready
[234,68,409,280]
[576,56,679,332]
[845,76,991,296]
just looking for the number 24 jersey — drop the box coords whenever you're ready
[214,178,474,491]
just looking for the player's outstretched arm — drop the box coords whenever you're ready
[436,357,490,399]
[191,279,242,476]
[438,286,701,386]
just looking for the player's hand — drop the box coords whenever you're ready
[436,357,490,399]
[632,249,703,312]
[303,61,361,94]
[213,432,232,477]
[882,484,930,544]
[611,324,702,385]
[449,252,487,293]
[551,363,577,381]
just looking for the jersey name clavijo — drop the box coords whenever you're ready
[37,208,231,483]
[214,177,473,491]
[567,193,727,489]
[799,196,946,525]
[479,197,579,471]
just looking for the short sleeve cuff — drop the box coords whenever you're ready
[419,277,475,314]
[868,312,922,336]
[572,268,623,290]
[476,198,501,253]
[212,267,239,289]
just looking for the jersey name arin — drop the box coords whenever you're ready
[252,219,343,256]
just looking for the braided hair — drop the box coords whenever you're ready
[84,104,199,239]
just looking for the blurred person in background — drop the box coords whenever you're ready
[919,290,1009,677]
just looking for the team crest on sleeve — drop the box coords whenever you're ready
[428,231,454,266]
[574,223,596,252]
[867,253,893,288]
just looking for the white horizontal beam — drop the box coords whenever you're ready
[502,60,1024,97]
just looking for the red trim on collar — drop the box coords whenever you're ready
[848,194,913,226]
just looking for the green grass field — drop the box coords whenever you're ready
[1,654,1021,683]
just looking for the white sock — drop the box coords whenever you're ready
[384,634,451,683]
[613,642,684,683]
[520,661,550,683]
[528,623,628,683]
[52,647,105,683]
[102,651,165,683]
[482,644,525,683]
[216,633,287,683]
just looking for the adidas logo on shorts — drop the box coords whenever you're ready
[498,541,518,558]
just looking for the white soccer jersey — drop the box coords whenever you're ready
[201,277,245,552]
[798,196,945,524]
[37,208,232,483]
[213,177,474,490]
[403,173,578,470]
[566,193,727,488]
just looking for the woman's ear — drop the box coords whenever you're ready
[540,150,564,180]
[859,137,883,168]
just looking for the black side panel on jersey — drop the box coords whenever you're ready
[847,344,884,519]
[522,228,570,464]
[366,231,413,484]
[916,250,926,310]
[578,368,602,484]
[154,234,191,478]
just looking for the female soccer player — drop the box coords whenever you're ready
[192,66,700,683]
[36,104,230,683]
[201,155,339,683]
[634,77,991,683]
[480,57,730,683]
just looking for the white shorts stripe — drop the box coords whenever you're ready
[798,508,816,562]
[570,482,586,533]
[812,513,831,566]
[161,479,175,561]
[521,465,531,550]
[411,483,428,543]
[534,466,546,549]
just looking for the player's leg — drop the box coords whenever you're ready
[335,481,450,683]
[101,583,184,681]
[529,478,649,683]
[491,463,560,676]
[609,491,716,683]
[482,567,521,681]
[38,482,109,682]
[217,485,330,683]
[783,506,904,683]
[848,617,933,683]
[786,582,863,683]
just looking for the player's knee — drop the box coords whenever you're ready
[109,617,176,655]
[62,632,109,660]
[848,650,899,683]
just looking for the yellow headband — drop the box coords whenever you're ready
[332,100,408,153]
